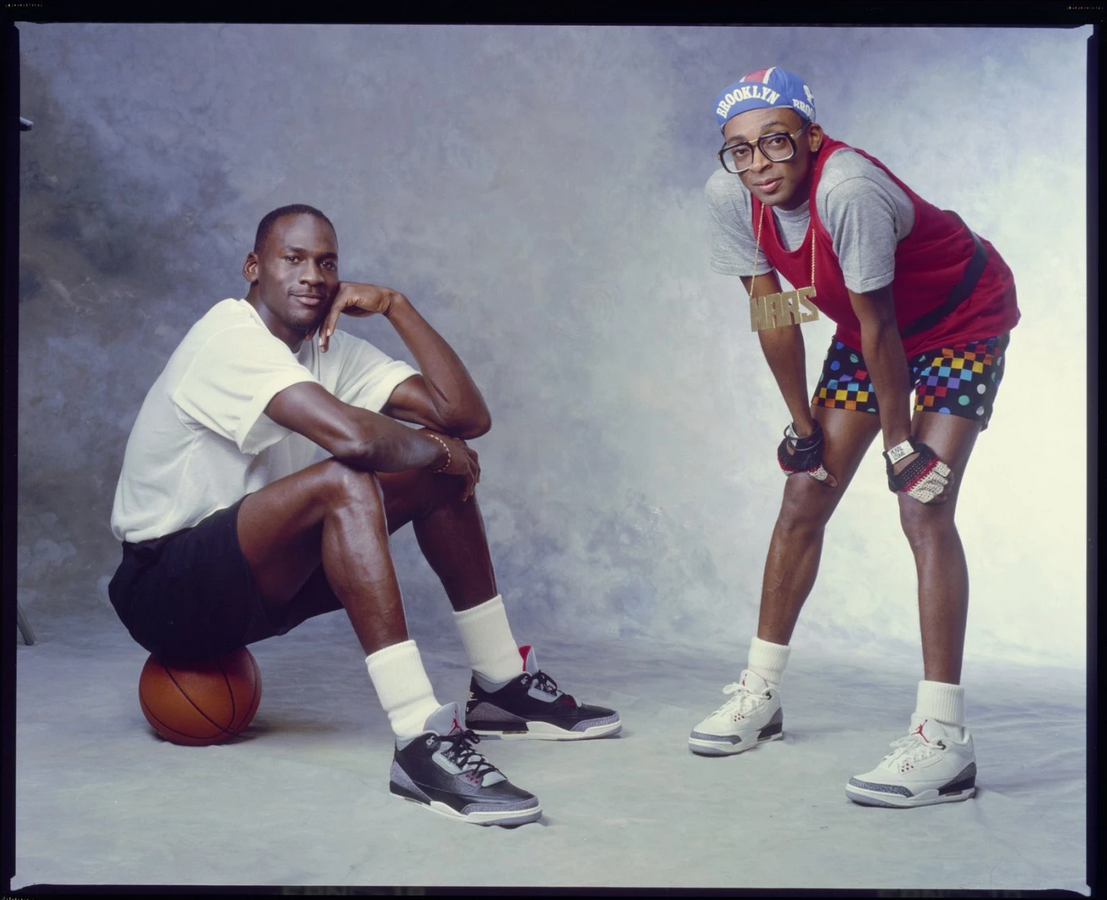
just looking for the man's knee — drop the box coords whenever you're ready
[897,495,956,550]
[379,466,470,523]
[316,459,387,515]
[776,476,839,536]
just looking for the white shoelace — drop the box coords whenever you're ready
[882,732,938,765]
[712,681,766,717]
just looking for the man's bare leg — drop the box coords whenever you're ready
[756,406,882,645]
[845,412,983,808]
[689,406,881,756]
[373,467,527,685]
[379,470,620,742]
[239,458,616,748]
[901,412,982,685]
[375,468,498,613]
[236,458,542,825]
[236,458,456,743]
[238,457,524,689]
[237,458,411,656]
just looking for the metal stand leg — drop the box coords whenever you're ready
[17,601,37,645]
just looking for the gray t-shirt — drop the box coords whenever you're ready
[706,147,916,294]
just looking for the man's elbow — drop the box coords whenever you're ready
[449,410,492,440]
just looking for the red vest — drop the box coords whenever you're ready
[751,136,1019,355]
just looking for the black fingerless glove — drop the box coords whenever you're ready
[778,420,825,476]
[885,440,952,503]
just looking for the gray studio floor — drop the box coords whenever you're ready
[13,606,1088,893]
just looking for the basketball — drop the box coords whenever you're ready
[139,646,262,746]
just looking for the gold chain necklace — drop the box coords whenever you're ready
[749,203,820,332]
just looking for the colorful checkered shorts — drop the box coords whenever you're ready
[812,333,1011,429]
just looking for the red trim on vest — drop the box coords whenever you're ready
[750,136,1019,355]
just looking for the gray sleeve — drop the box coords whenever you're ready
[705,168,774,277]
[815,151,916,294]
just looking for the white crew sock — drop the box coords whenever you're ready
[364,640,441,740]
[452,594,522,684]
[915,679,965,727]
[747,636,792,688]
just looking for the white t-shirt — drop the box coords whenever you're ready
[111,298,418,543]
[706,147,916,293]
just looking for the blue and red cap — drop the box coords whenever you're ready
[713,68,816,131]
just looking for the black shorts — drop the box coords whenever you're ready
[108,498,342,663]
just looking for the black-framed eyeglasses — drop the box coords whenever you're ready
[718,122,811,175]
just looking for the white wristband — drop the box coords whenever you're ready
[883,439,915,465]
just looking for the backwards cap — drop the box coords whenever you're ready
[713,68,816,131]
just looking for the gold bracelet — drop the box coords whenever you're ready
[427,433,451,473]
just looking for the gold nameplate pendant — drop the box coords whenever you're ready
[750,285,820,332]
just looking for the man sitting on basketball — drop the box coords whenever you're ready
[109,204,620,827]
[689,69,1019,807]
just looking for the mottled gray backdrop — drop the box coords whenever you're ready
[17,24,1090,669]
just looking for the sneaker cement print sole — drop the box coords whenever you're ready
[844,766,977,808]
[688,717,783,756]
[845,717,977,808]
[688,669,783,756]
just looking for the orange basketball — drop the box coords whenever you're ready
[139,646,262,746]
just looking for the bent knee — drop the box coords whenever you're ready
[776,475,841,532]
[378,466,471,519]
[315,459,386,509]
[897,496,957,548]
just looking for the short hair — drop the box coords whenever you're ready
[253,204,335,252]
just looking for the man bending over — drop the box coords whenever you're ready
[691,69,1018,808]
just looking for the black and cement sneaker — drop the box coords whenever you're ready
[465,645,622,740]
[389,702,542,826]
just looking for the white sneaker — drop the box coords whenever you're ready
[846,716,977,808]
[688,669,783,756]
